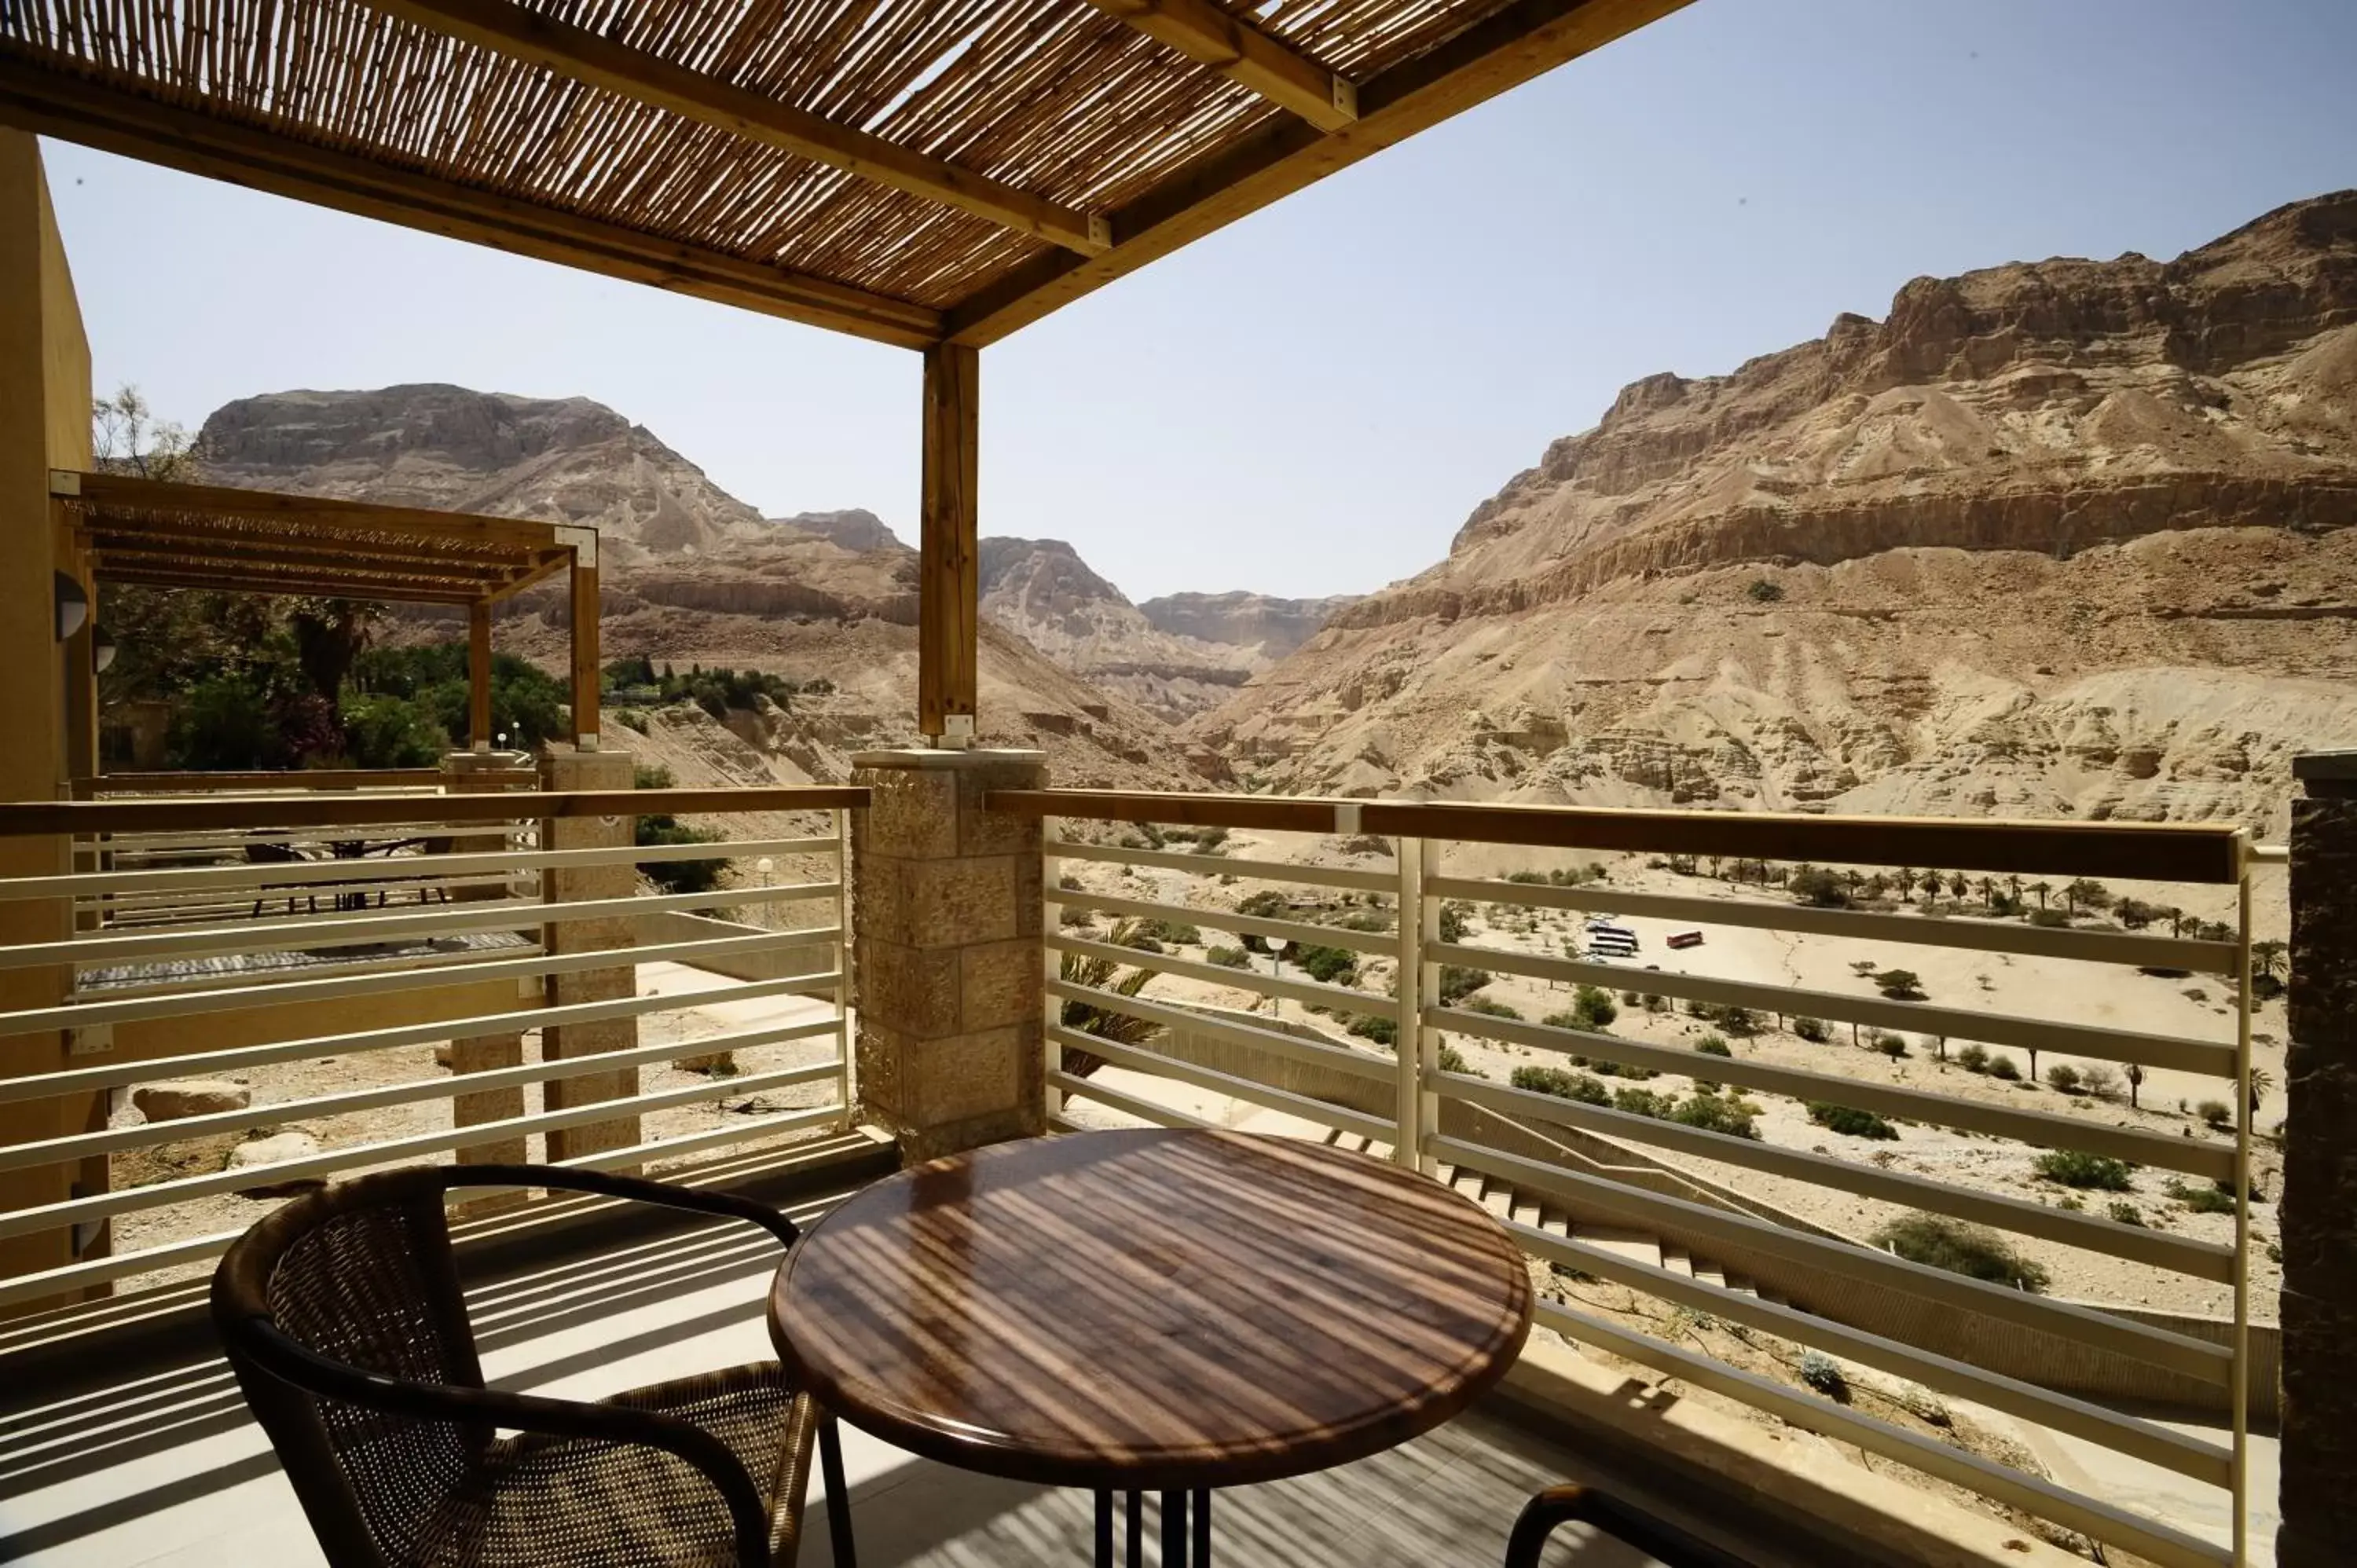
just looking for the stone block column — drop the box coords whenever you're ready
[2282,749,2357,1568]
[538,748,640,1162]
[850,749,1046,1163]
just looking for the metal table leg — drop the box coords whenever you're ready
[1192,1489,1210,1566]
[1094,1489,1113,1568]
[1161,1491,1188,1566]
[1127,1489,1142,1567]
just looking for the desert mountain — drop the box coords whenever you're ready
[977,537,1354,723]
[1192,192,2357,833]
[194,387,1205,786]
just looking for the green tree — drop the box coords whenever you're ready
[1056,919,1163,1078]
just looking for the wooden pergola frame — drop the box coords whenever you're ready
[53,470,603,755]
[1,0,1693,741]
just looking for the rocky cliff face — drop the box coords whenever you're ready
[775,508,904,553]
[1192,192,2357,833]
[200,385,770,563]
[975,538,1341,723]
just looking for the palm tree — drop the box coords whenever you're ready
[2031,881,2052,910]
[2007,874,2022,904]
[1056,919,1164,1077]
[1948,871,1970,902]
[2253,940,2289,988]
[2249,1067,2275,1119]
[2124,1063,2144,1110]
[1976,876,1996,912]
[2165,907,2187,939]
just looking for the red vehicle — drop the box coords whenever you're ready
[1666,930,1705,951]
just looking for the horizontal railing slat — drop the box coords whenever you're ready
[1497,1214,2231,1485]
[1047,1068,1211,1130]
[987,789,2246,882]
[1428,874,2242,974]
[1045,977,1395,1085]
[1048,838,1397,892]
[1426,939,2234,1077]
[1431,1134,2231,1383]
[0,972,845,1104]
[0,786,868,837]
[1046,932,1399,1021]
[0,929,841,1038]
[1430,1005,2237,1181]
[1432,1069,2234,1281]
[1057,890,1396,957]
[1047,1024,1394,1143]
[1532,1302,2230,1568]
[0,1015,845,1172]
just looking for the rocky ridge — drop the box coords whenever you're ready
[1191,192,2357,834]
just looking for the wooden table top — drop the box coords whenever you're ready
[768,1128,1534,1491]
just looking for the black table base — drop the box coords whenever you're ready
[1094,1489,1211,1566]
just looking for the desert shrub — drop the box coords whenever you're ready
[636,815,728,893]
[1206,944,1250,969]
[1120,932,1165,954]
[2045,1064,2084,1094]
[1954,1042,1990,1073]
[1461,996,1523,1020]
[2034,1150,2135,1190]
[1058,873,1083,891]
[1512,1066,1608,1105]
[1873,1214,2051,1292]
[1873,968,1926,1001]
[1438,965,1492,1004]
[1058,907,1096,928]
[1611,1086,1676,1119]
[2198,1098,2234,1130]
[1436,1044,1476,1075]
[1797,1350,1846,1397]
[2166,1179,2237,1214]
[1292,943,1358,984]
[1747,579,1785,604]
[1505,870,1547,885]
[1671,1090,1761,1140]
[2077,1062,2120,1100]
[1347,1014,1398,1048]
[1571,984,1618,1030]
[2025,907,2075,929]
[1873,1033,1909,1059]
[1438,901,1472,942]
[2107,1202,2145,1227]
[1685,998,1714,1019]
[1567,1055,1657,1080]
[1695,1035,1732,1058]
[1716,1006,1759,1037]
[1642,993,1669,1013]
[1792,1016,1829,1042]
[1787,866,1849,907]
[1809,1103,1898,1140]
[1989,1055,2022,1081]
[1135,918,1201,945]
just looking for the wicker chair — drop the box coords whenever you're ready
[212,1163,856,1567]
[1505,1483,1754,1566]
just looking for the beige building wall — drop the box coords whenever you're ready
[0,130,97,1295]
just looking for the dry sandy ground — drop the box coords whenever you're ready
[1051,827,2286,1321]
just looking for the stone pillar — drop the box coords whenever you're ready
[851,749,1046,1163]
[440,749,530,1168]
[538,748,640,1162]
[2281,749,2357,1568]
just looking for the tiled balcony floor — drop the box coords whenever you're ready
[1,1186,1757,1568]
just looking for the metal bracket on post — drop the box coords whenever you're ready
[937,714,976,752]
[68,1024,113,1057]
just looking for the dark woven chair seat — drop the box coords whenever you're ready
[213,1163,856,1567]
[415,1366,816,1566]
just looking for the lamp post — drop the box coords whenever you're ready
[1270,939,1296,1022]
[756,857,775,929]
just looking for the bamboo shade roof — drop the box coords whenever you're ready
[0,0,1689,348]
[58,471,580,605]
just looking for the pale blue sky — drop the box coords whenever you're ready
[41,0,2357,601]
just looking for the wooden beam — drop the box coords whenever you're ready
[360,0,1109,257]
[62,471,563,548]
[486,548,575,603]
[76,516,533,570]
[947,0,1695,346]
[1083,0,1355,130]
[95,567,485,604]
[569,551,600,751]
[469,599,495,753]
[0,55,945,350]
[85,538,513,586]
[918,344,980,741]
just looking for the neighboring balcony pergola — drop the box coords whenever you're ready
[53,470,605,760]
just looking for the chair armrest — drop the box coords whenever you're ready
[239,1319,773,1565]
[442,1163,802,1248]
[1505,1483,1751,1568]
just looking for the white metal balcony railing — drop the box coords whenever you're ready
[0,776,864,1313]
[999,788,2265,1568]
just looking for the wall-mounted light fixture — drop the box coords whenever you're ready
[93,625,118,673]
[54,573,88,641]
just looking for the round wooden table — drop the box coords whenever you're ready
[768,1127,1534,1566]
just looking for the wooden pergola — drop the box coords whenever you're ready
[0,0,1691,741]
[53,469,603,753]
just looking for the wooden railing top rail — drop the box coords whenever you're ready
[987,789,2249,884]
[72,768,546,798]
[0,786,870,839]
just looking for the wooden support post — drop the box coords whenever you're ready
[567,540,599,752]
[468,598,493,753]
[918,344,980,746]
